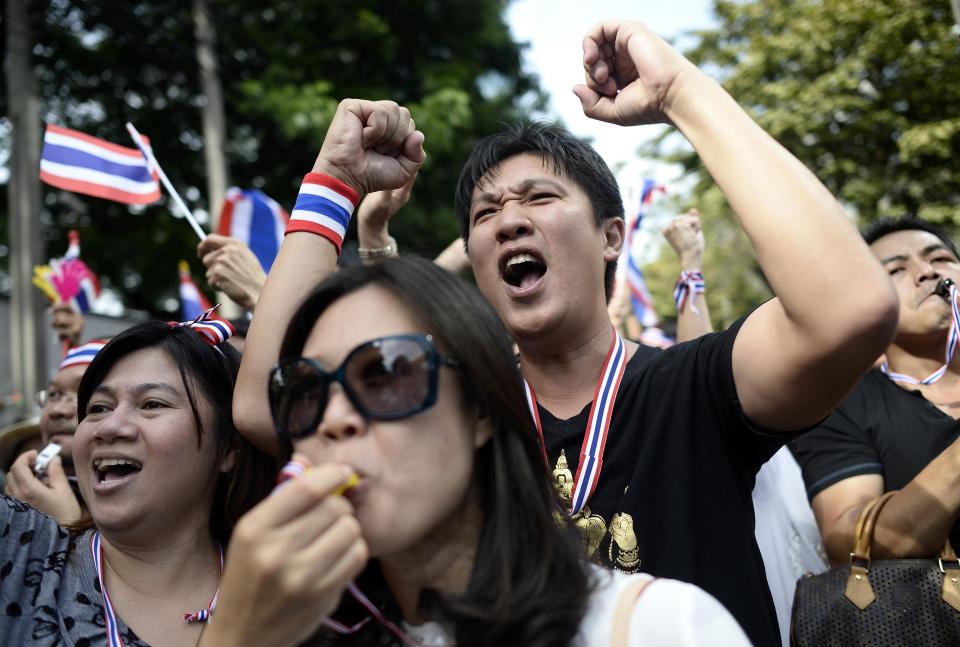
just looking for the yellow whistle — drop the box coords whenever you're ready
[332,472,360,496]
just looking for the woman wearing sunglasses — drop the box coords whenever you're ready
[0,316,275,647]
[200,254,749,646]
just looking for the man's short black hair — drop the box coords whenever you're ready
[862,216,960,259]
[454,122,625,302]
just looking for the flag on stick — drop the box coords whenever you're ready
[32,230,101,314]
[126,122,207,241]
[625,179,667,328]
[39,124,160,205]
[179,261,213,321]
[217,188,289,272]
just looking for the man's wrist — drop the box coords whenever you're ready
[679,255,703,271]
[310,157,364,201]
[661,68,724,132]
[358,224,394,250]
[358,235,398,261]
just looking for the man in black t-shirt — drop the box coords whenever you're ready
[794,216,960,565]
[453,20,897,647]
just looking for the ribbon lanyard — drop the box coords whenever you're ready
[321,583,423,646]
[882,284,960,385]
[522,328,627,516]
[272,463,423,646]
[90,531,223,647]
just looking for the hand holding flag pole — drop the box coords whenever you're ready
[125,122,207,241]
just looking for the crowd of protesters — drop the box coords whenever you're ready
[0,18,956,647]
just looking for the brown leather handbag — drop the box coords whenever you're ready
[791,491,960,646]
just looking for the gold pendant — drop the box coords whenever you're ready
[572,504,607,557]
[608,512,640,571]
[552,449,574,504]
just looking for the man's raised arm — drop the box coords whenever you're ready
[233,99,425,454]
[574,21,897,431]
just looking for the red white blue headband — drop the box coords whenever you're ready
[60,340,108,371]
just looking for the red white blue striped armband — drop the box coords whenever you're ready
[286,172,361,254]
[673,270,705,314]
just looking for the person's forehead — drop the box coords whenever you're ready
[472,153,568,198]
[95,347,183,394]
[303,285,427,367]
[50,364,87,391]
[871,229,949,259]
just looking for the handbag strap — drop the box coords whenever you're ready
[941,539,960,612]
[846,491,960,613]
[942,540,958,560]
[852,491,896,561]
[845,491,896,609]
[610,577,656,647]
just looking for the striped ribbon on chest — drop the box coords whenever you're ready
[523,329,627,516]
[882,283,960,385]
[90,531,223,647]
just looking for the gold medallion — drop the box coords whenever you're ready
[572,504,607,557]
[552,449,574,504]
[608,512,640,571]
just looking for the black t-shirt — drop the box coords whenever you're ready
[540,319,787,647]
[792,368,960,548]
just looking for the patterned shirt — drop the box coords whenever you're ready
[0,495,149,646]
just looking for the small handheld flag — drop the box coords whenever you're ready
[126,122,207,241]
[39,124,161,205]
[217,188,289,272]
[179,260,213,321]
[624,179,667,328]
[32,230,101,313]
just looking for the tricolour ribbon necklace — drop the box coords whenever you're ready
[882,283,960,385]
[90,531,223,647]
[522,328,627,515]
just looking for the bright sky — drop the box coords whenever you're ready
[506,0,716,229]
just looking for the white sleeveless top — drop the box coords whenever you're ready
[402,566,750,646]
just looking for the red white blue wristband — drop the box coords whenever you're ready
[286,172,361,255]
[673,270,705,314]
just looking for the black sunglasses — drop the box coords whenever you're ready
[269,334,460,438]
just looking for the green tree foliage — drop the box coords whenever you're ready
[644,0,960,328]
[0,0,544,315]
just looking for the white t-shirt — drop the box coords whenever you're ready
[752,446,830,646]
[402,566,751,646]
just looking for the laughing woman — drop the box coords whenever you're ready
[0,317,275,646]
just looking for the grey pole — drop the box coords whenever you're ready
[6,0,47,418]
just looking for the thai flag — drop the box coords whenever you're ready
[59,231,99,314]
[217,188,289,272]
[625,179,666,327]
[179,261,213,321]
[69,264,100,314]
[626,255,660,328]
[32,230,101,314]
[39,124,161,205]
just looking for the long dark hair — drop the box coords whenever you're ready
[75,320,276,545]
[281,256,593,647]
